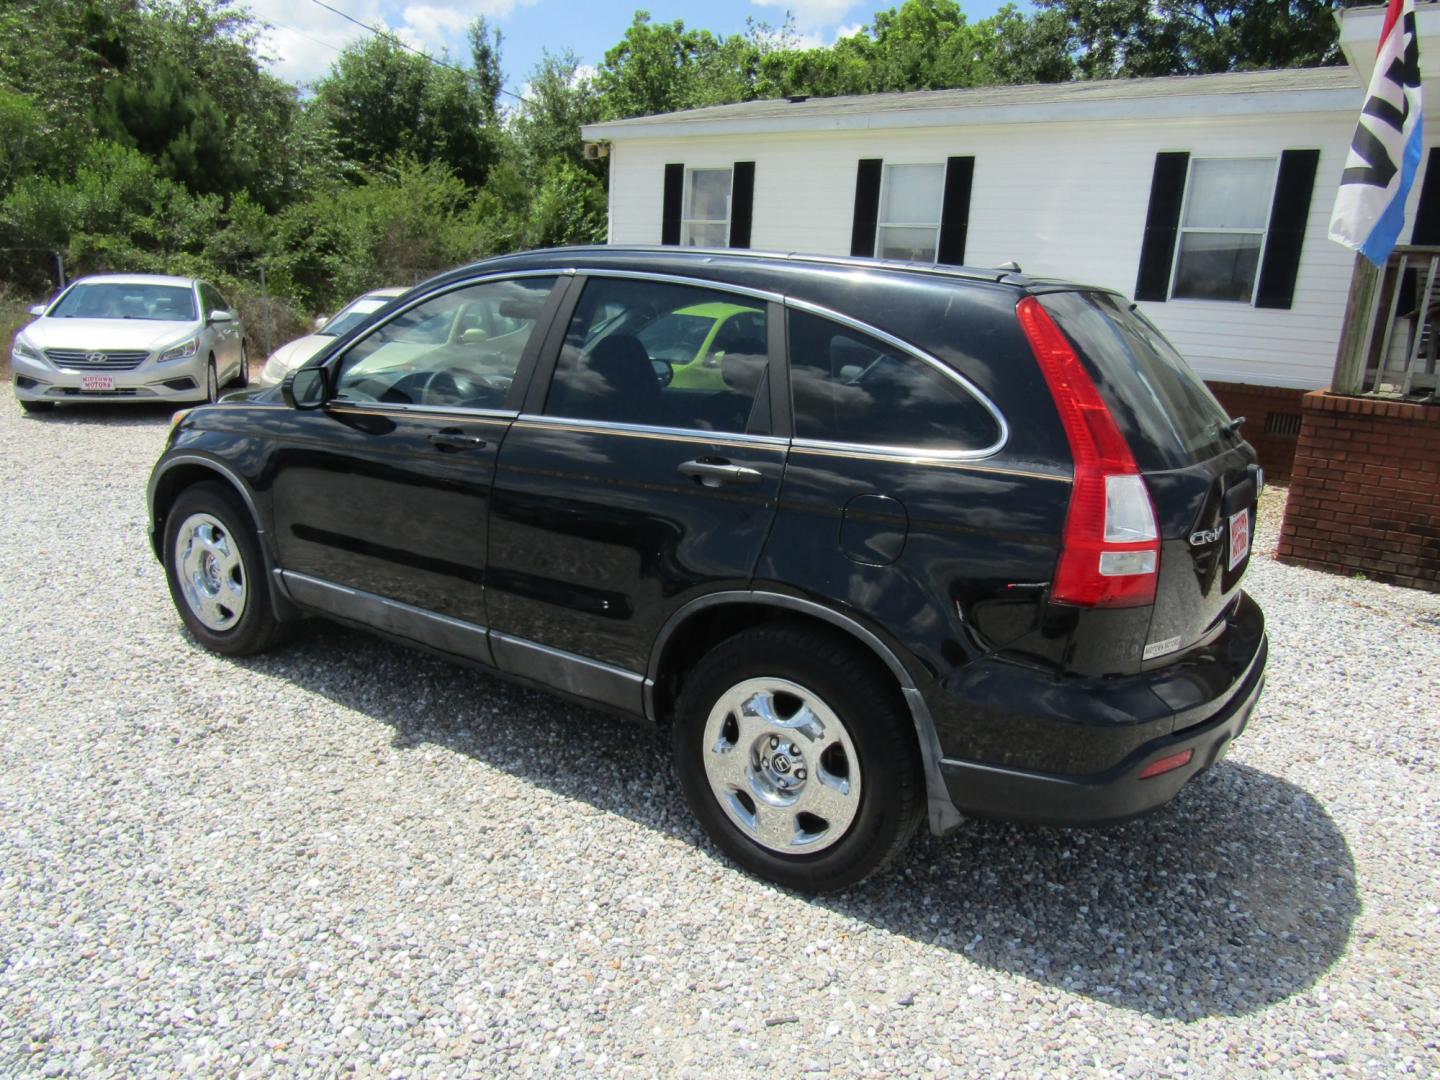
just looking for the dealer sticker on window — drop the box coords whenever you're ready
[1228,507,1251,571]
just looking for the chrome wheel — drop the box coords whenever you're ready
[173,512,247,631]
[701,677,862,854]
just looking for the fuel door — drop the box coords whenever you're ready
[840,493,908,566]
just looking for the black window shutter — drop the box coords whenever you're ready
[1134,152,1190,302]
[850,158,883,257]
[729,161,755,249]
[1411,147,1440,243]
[1398,149,1440,313]
[937,156,975,265]
[1255,148,1320,310]
[661,163,684,246]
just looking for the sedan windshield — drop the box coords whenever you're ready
[320,298,390,338]
[50,283,197,322]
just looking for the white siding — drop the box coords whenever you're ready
[603,111,1432,390]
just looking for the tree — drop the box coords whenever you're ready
[312,33,499,186]
[513,50,604,175]
[1033,0,1340,79]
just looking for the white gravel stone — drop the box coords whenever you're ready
[0,400,1437,1078]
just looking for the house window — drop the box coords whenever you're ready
[1171,157,1277,303]
[876,163,945,261]
[682,168,732,246]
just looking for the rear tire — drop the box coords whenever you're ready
[673,622,924,892]
[18,399,54,414]
[163,482,287,657]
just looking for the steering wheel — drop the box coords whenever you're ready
[390,369,478,405]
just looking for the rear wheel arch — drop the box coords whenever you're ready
[647,592,961,834]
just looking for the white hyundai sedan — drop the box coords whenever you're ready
[10,274,248,413]
[255,287,406,387]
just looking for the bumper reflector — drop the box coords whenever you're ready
[1138,748,1194,780]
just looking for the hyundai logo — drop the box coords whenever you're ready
[86,352,107,365]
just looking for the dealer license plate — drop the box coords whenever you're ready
[81,375,114,391]
[1228,508,1251,571]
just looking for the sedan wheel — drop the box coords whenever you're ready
[205,358,218,403]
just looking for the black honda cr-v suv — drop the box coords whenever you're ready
[148,247,1268,891]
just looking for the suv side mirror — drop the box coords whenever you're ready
[208,309,234,324]
[28,305,46,317]
[283,367,327,409]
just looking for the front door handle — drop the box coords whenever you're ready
[429,431,487,451]
[678,458,763,487]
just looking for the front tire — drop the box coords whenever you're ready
[233,343,250,388]
[673,622,924,892]
[204,357,219,403]
[163,482,286,656]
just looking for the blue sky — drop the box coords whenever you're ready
[249,0,1026,93]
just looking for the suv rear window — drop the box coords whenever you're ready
[1039,290,1239,469]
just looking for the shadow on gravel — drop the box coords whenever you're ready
[238,621,1357,1022]
[16,403,177,428]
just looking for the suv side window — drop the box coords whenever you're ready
[545,277,769,434]
[335,276,556,409]
[788,309,1000,452]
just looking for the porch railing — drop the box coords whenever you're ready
[1332,245,1440,398]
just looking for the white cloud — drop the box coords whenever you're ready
[833,21,866,40]
[249,0,537,85]
[402,4,470,46]
[749,0,858,33]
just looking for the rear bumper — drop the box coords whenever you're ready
[939,609,1268,827]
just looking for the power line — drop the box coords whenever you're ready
[266,19,345,57]
[304,0,530,104]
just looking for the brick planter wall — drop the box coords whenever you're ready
[1278,391,1440,591]
[1206,382,1307,481]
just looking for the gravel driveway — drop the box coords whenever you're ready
[0,401,1436,1078]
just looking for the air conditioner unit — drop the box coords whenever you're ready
[583,141,610,161]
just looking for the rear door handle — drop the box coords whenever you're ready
[429,431,488,451]
[678,459,763,487]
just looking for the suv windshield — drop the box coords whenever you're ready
[51,283,197,322]
[1039,290,1238,469]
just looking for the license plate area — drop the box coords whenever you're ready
[81,375,114,391]
[1227,507,1251,570]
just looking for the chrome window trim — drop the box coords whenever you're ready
[515,413,788,448]
[566,268,783,306]
[782,296,1009,461]
[326,401,519,421]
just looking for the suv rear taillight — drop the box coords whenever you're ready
[1016,296,1159,608]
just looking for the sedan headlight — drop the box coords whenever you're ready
[12,338,43,362]
[157,337,200,363]
[260,353,292,385]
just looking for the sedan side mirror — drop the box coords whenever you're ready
[283,367,327,409]
[28,305,46,317]
[208,309,234,323]
[314,315,328,330]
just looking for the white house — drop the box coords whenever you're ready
[581,12,1440,475]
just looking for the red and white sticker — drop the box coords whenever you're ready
[81,375,114,391]
[1228,508,1251,571]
